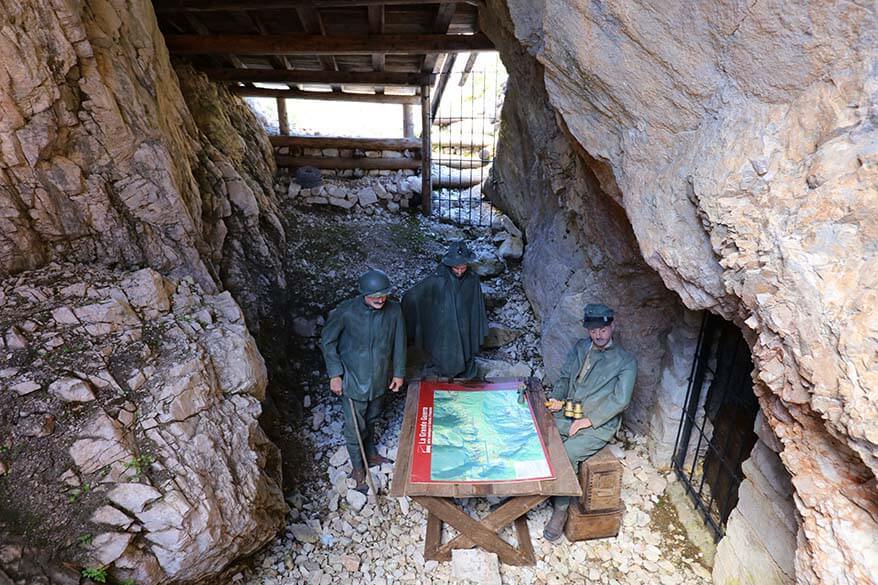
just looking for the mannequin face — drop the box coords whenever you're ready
[588,322,614,348]
[364,294,387,310]
[451,263,468,278]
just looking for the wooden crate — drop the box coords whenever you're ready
[580,445,623,512]
[564,502,625,542]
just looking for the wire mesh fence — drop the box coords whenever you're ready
[429,53,507,227]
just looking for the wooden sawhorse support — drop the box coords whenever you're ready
[414,494,547,565]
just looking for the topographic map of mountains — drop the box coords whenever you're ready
[429,388,553,482]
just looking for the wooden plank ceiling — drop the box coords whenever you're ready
[153,0,491,99]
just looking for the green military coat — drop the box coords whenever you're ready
[320,295,406,401]
[402,264,488,378]
[549,339,637,464]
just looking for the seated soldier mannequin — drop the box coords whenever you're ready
[542,303,637,542]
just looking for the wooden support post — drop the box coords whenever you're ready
[420,84,432,216]
[276,98,289,135]
[403,104,415,138]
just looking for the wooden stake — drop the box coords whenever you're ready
[420,84,432,216]
[276,98,289,135]
[402,104,415,138]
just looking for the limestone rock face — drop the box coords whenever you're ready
[0,0,286,329]
[481,6,687,434]
[486,1,877,582]
[0,265,286,584]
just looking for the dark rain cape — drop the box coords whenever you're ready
[320,295,406,401]
[402,264,488,378]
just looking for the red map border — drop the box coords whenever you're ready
[409,380,556,484]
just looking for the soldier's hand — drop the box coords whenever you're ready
[545,398,564,412]
[329,376,343,396]
[570,418,593,436]
[389,377,404,393]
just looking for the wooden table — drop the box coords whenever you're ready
[390,379,581,566]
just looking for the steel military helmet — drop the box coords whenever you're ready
[358,269,392,296]
[583,303,614,328]
[442,240,476,266]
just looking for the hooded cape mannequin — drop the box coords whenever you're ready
[402,263,488,378]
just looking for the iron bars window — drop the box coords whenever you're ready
[671,313,760,541]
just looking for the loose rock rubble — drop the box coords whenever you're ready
[236,199,710,584]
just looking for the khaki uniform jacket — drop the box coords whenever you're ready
[550,339,637,440]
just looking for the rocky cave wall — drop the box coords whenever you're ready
[485,1,877,583]
[480,5,690,439]
[0,0,291,583]
[0,0,287,330]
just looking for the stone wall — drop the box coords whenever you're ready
[0,0,286,330]
[485,1,877,582]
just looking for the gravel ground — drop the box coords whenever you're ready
[236,199,712,585]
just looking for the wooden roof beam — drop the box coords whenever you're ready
[165,33,495,55]
[368,4,386,94]
[203,68,434,86]
[430,53,456,119]
[422,2,456,73]
[233,87,419,104]
[458,51,478,86]
[155,1,476,12]
[244,11,293,72]
[181,12,247,72]
[295,6,342,91]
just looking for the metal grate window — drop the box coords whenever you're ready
[672,313,760,541]
[428,53,506,227]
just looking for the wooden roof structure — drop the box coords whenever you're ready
[153,0,493,100]
[153,1,496,216]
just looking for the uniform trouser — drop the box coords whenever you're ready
[342,395,385,471]
[551,412,612,511]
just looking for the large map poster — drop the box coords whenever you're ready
[410,380,555,484]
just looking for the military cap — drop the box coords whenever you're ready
[583,303,614,328]
[358,269,392,296]
[441,240,476,266]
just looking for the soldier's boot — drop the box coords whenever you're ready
[351,468,368,494]
[543,506,568,542]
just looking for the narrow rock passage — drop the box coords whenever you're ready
[240,201,712,585]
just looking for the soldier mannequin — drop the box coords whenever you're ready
[402,241,488,379]
[542,303,637,541]
[320,269,406,493]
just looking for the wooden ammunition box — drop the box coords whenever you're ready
[580,445,623,512]
[564,502,625,542]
